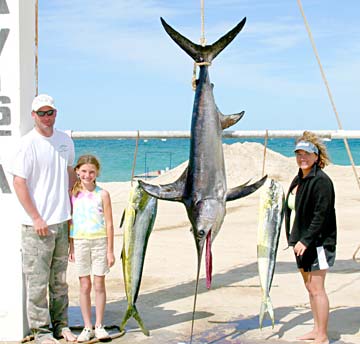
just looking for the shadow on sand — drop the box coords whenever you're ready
[69,258,359,342]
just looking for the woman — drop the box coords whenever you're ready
[285,131,336,344]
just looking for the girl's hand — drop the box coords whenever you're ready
[68,252,75,262]
[68,239,75,262]
[294,241,307,256]
[107,252,115,268]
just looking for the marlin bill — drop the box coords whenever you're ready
[257,178,284,329]
[119,181,158,336]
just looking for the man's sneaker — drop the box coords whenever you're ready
[95,325,110,340]
[77,328,94,342]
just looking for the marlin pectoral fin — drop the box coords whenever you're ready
[226,175,267,202]
[220,111,245,129]
[138,167,187,201]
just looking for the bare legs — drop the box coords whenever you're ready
[79,275,106,328]
[298,269,330,344]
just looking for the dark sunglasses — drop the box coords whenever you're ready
[36,109,56,117]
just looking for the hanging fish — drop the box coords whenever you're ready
[257,178,284,329]
[119,181,158,336]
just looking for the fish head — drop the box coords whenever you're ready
[188,198,226,288]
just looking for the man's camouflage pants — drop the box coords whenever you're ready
[21,221,69,336]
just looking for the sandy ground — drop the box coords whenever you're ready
[25,142,360,344]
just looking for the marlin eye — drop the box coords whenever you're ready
[198,230,205,237]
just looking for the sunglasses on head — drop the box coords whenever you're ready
[36,109,56,117]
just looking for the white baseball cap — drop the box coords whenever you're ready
[32,94,57,111]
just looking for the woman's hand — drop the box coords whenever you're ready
[107,252,115,268]
[294,241,307,256]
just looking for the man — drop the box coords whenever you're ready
[12,94,77,343]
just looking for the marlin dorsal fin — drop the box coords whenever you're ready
[226,175,267,202]
[220,110,244,130]
[138,167,188,202]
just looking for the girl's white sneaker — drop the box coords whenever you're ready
[77,328,94,342]
[94,325,110,339]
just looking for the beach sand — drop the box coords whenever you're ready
[63,142,359,343]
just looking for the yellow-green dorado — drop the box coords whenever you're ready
[257,178,284,329]
[119,181,158,336]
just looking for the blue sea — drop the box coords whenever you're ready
[74,138,360,182]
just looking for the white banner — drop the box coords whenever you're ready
[0,0,36,340]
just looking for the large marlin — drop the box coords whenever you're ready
[139,17,266,340]
[119,181,158,335]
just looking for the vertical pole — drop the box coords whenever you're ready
[0,0,36,340]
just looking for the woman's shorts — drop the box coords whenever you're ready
[73,237,109,277]
[295,245,336,272]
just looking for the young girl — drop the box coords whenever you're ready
[69,155,115,342]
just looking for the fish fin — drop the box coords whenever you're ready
[120,305,150,336]
[226,175,267,202]
[138,167,187,201]
[119,209,125,228]
[259,296,275,329]
[219,110,245,129]
[160,17,246,63]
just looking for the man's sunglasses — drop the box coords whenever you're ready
[36,109,56,117]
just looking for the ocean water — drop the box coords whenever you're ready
[74,138,360,182]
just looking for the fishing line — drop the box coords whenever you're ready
[130,130,140,186]
[296,0,360,191]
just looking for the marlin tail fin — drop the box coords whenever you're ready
[160,17,246,64]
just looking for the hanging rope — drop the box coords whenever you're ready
[130,130,140,186]
[35,0,39,95]
[297,0,360,190]
[192,0,209,90]
[262,129,269,177]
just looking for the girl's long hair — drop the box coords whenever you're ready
[72,155,101,197]
[295,131,330,169]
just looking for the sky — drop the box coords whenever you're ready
[38,0,360,132]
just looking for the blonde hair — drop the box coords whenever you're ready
[72,155,101,196]
[295,131,330,169]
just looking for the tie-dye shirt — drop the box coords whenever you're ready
[70,186,107,239]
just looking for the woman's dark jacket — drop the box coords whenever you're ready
[285,164,337,248]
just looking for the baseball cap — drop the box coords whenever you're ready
[31,94,57,111]
[294,140,319,154]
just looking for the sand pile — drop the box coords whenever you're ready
[144,141,297,187]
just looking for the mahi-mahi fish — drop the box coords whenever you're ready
[257,178,284,329]
[119,181,158,336]
[139,17,267,340]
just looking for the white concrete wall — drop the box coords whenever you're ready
[0,0,36,340]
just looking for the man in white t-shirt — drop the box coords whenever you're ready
[12,94,77,344]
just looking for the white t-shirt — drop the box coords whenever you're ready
[11,128,75,225]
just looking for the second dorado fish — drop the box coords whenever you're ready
[257,178,284,329]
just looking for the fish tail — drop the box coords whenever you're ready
[120,305,150,336]
[259,296,275,329]
[160,17,246,64]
